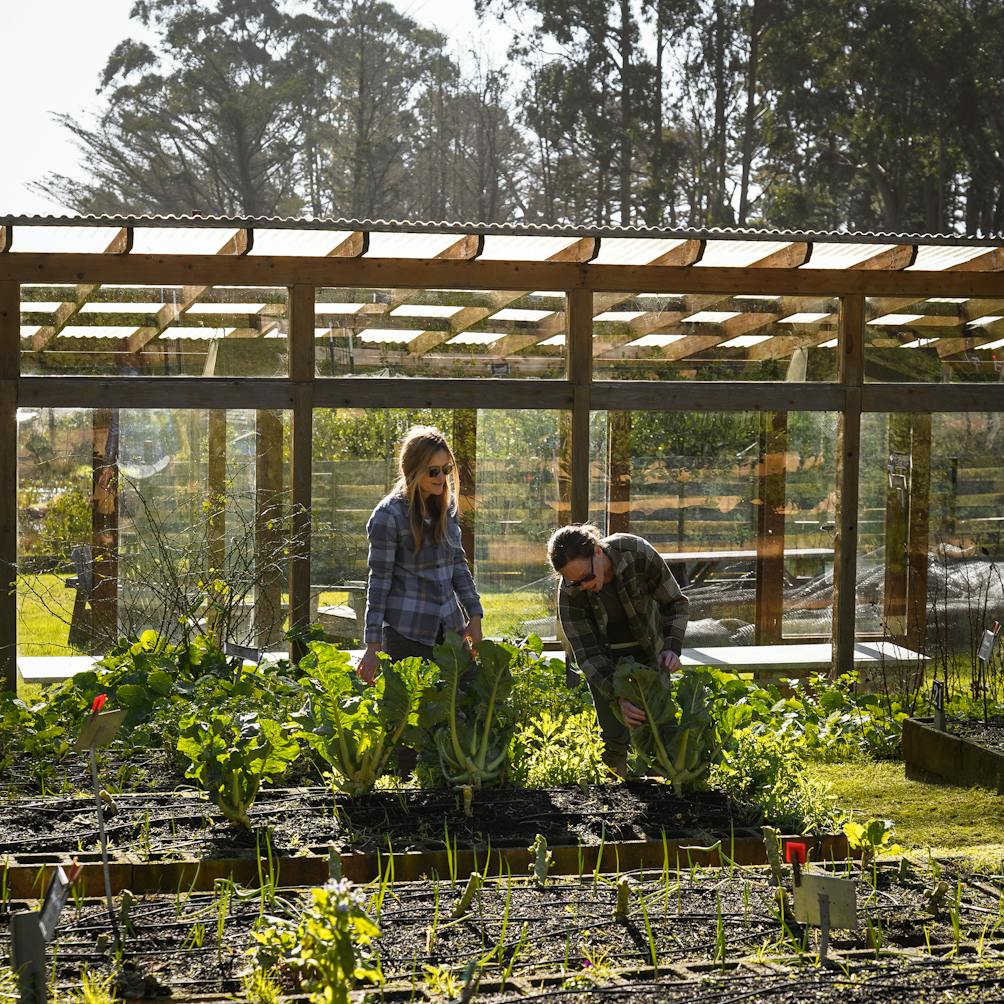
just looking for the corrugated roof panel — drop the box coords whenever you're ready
[357,328,421,344]
[683,310,738,323]
[479,235,585,261]
[79,302,165,313]
[19,325,41,338]
[595,310,646,321]
[592,238,690,265]
[696,239,793,267]
[9,226,126,253]
[447,332,504,346]
[538,334,565,346]
[908,246,1000,271]
[871,313,924,325]
[59,325,144,339]
[976,337,1004,349]
[315,302,367,315]
[719,334,772,347]
[249,229,357,256]
[131,227,241,255]
[19,302,62,313]
[390,304,465,318]
[779,312,832,324]
[490,308,554,322]
[801,242,900,269]
[186,302,266,314]
[364,232,468,258]
[627,333,685,347]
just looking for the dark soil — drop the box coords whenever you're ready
[0,784,743,859]
[951,715,1004,756]
[11,861,1003,1002]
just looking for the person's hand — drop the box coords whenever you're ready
[357,644,382,684]
[465,615,483,647]
[659,649,682,672]
[618,697,646,729]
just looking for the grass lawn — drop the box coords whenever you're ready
[17,573,82,657]
[807,759,1004,868]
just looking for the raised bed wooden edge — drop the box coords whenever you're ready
[902,716,1004,794]
[1,831,852,899]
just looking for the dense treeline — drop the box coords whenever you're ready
[37,0,1004,233]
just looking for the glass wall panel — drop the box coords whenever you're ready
[17,408,292,658]
[310,408,565,644]
[591,293,838,381]
[589,410,837,649]
[314,288,566,378]
[863,294,1004,383]
[20,285,289,377]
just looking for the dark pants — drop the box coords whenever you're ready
[382,622,444,662]
[585,645,644,765]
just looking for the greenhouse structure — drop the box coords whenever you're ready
[3,215,1004,691]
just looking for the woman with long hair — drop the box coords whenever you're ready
[357,425,483,683]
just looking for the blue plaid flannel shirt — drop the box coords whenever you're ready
[363,493,483,646]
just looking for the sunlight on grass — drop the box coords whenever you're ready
[17,573,82,657]
[807,759,1004,864]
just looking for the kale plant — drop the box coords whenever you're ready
[177,709,300,828]
[294,643,435,795]
[612,659,720,794]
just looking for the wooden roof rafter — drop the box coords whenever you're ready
[126,228,253,353]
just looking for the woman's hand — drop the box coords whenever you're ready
[465,615,483,647]
[618,697,647,729]
[659,649,682,672]
[357,643,383,684]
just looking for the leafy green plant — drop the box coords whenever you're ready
[420,633,518,787]
[612,660,719,794]
[710,730,843,833]
[252,879,382,1004]
[294,643,435,795]
[508,710,605,787]
[843,818,897,873]
[177,709,300,828]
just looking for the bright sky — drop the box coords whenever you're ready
[0,0,514,216]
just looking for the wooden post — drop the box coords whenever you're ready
[607,411,631,535]
[0,282,17,690]
[254,410,284,650]
[452,409,477,565]
[906,413,931,651]
[755,410,787,644]
[207,410,227,576]
[882,412,912,642]
[288,285,314,660]
[557,411,572,524]
[832,294,864,678]
[567,288,592,524]
[91,409,119,652]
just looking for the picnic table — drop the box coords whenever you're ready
[659,547,833,587]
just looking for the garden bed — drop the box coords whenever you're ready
[0,783,851,896]
[902,717,1004,794]
[13,859,1004,1003]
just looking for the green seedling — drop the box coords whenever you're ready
[615,875,631,922]
[453,872,483,919]
[425,882,441,954]
[529,834,553,887]
[638,890,659,970]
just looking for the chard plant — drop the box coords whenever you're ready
[420,633,518,788]
[612,660,719,795]
[294,643,435,796]
[177,709,299,829]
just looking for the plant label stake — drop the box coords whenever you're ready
[10,862,81,1004]
[817,893,831,965]
[73,694,126,948]
[930,679,946,732]
[976,622,1000,723]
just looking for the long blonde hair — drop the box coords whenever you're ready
[394,426,457,552]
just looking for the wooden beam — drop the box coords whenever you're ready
[592,380,845,412]
[0,227,10,253]
[832,294,864,679]
[906,413,931,651]
[754,411,787,644]
[850,244,917,270]
[568,288,592,523]
[0,282,17,690]
[607,411,631,534]
[746,241,812,269]
[288,284,314,660]
[31,227,134,350]
[329,231,368,257]
[9,255,1004,298]
[550,237,600,263]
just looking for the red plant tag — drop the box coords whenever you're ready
[90,694,108,715]
[785,841,807,865]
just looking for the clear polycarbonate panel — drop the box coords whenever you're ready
[864,292,1004,383]
[17,407,291,658]
[309,408,565,645]
[20,284,288,376]
[592,292,838,381]
[315,287,565,378]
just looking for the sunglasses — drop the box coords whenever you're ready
[566,553,596,590]
[427,462,455,478]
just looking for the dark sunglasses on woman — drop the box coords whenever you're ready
[427,463,454,478]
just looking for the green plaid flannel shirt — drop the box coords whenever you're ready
[557,533,689,701]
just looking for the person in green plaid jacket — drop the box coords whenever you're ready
[547,524,689,777]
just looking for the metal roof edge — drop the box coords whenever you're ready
[1,213,1003,248]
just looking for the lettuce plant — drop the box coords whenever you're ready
[420,633,517,788]
[177,709,300,828]
[293,643,435,795]
[612,659,719,794]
